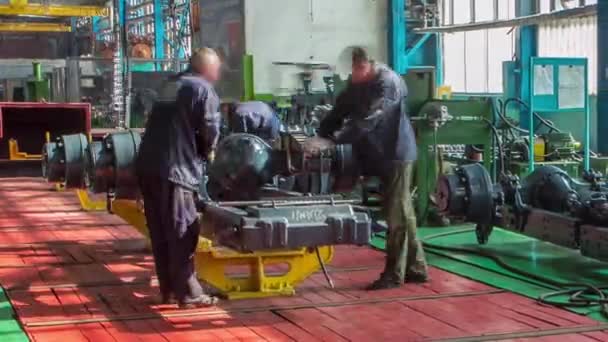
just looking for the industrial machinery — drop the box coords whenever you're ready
[411,97,494,224]
[498,57,590,178]
[26,62,50,102]
[202,133,367,251]
[436,163,608,260]
[43,129,371,298]
[42,132,106,210]
[42,133,90,188]
[208,132,358,200]
[287,74,339,129]
[89,130,141,199]
[504,132,582,179]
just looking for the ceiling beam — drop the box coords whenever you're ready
[0,3,108,17]
[414,4,596,33]
[0,22,71,32]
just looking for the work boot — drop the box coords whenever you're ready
[405,272,429,284]
[178,294,219,309]
[365,274,401,291]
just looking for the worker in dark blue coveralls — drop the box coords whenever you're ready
[136,48,222,308]
[318,47,428,290]
[227,101,281,143]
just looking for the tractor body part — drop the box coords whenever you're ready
[436,163,495,225]
[62,133,89,188]
[438,164,608,257]
[93,130,141,199]
[202,201,371,252]
[111,199,336,299]
[42,141,61,181]
[207,133,358,201]
[41,133,89,188]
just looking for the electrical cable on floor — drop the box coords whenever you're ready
[421,228,608,318]
[375,228,608,318]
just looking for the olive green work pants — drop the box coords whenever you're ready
[382,161,428,282]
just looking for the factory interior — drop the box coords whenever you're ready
[3,0,608,341]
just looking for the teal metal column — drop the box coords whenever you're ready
[516,0,537,130]
[92,16,100,40]
[176,7,189,59]
[118,0,124,26]
[389,0,407,74]
[435,33,443,87]
[598,1,608,152]
[153,0,165,60]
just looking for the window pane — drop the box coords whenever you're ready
[475,0,494,21]
[442,32,466,91]
[464,30,487,92]
[453,0,471,24]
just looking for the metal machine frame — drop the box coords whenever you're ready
[413,98,494,224]
[111,199,335,299]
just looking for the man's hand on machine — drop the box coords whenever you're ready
[207,150,216,163]
[302,136,336,157]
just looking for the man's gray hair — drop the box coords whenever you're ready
[190,47,220,70]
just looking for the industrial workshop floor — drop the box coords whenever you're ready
[2,179,608,341]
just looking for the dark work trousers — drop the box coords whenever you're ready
[140,176,203,302]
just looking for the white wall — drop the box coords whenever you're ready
[538,15,597,94]
[244,0,388,95]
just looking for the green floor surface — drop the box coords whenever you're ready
[0,288,27,341]
[371,226,608,322]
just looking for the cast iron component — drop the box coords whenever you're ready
[436,163,496,244]
[580,225,608,260]
[92,130,141,199]
[84,141,103,190]
[436,164,608,256]
[201,198,371,252]
[62,134,90,188]
[520,166,580,213]
[41,133,89,188]
[207,133,358,201]
[207,134,275,201]
[436,163,495,225]
[42,142,60,181]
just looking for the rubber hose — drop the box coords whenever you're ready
[388,228,608,318]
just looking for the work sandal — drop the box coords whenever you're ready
[178,294,219,309]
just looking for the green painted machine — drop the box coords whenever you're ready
[26,62,50,102]
[412,98,494,224]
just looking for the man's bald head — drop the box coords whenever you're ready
[351,46,374,84]
[190,47,222,83]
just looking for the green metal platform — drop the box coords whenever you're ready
[0,288,27,342]
[372,226,608,322]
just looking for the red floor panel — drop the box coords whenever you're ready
[1,178,607,341]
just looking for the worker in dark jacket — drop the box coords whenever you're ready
[227,101,281,143]
[136,48,222,308]
[318,47,428,290]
